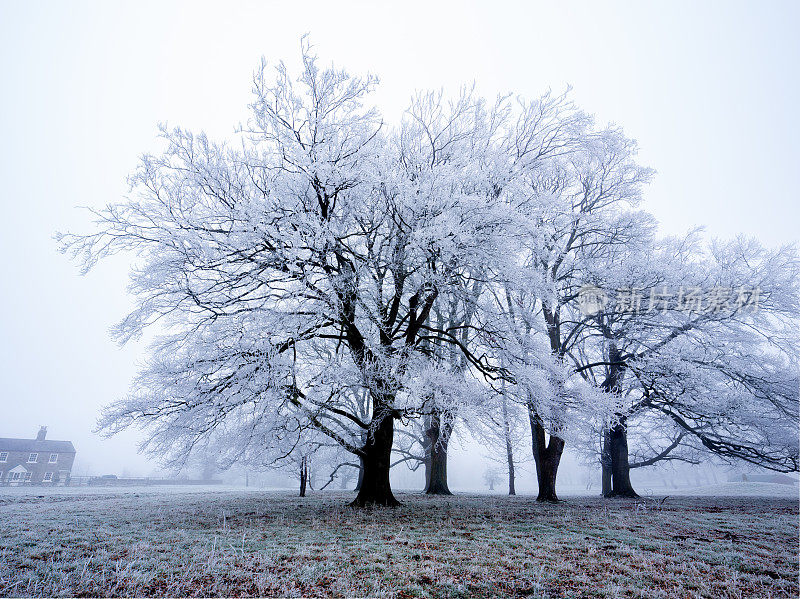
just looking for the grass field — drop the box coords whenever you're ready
[0,486,797,598]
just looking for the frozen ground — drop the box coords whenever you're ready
[0,485,797,598]
[2,481,793,499]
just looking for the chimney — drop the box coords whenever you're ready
[36,426,47,442]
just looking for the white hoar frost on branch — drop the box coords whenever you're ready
[58,41,800,505]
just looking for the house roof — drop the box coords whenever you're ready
[0,438,76,453]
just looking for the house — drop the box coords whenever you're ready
[0,427,76,486]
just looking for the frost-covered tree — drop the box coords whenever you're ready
[472,388,530,495]
[489,120,654,501]
[417,278,487,495]
[581,234,800,496]
[58,40,798,510]
[59,43,512,506]
[482,466,503,491]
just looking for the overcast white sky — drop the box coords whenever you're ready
[1,1,798,479]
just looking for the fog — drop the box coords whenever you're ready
[1,1,797,486]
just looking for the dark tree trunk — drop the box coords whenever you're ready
[529,410,565,502]
[423,452,432,491]
[352,412,399,507]
[507,449,516,496]
[354,429,367,492]
[601,429,612,496]
[502,398,516,495]
[299,457,308,497]
[532,305,567,502]
[424,410,453,495]
[601,343,638,498]
[606,418,638,498]
[422,416,432,492]
[602,463,612,496]
[354,456,364,491]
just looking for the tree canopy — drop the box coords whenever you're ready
[59,42,800,505]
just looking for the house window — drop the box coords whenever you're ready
[28,453,38,463]
[0,452,7,462]
[11,472,21,481]
[24,472,32,482]
[49,454,58,463]
[43,472,53,482]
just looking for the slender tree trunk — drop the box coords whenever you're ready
[606,418,638,498]
[424,410,453,495]
[506,444,516,496]
[352,412,399,507]
[502,397,516,495]
[528,410,565,502]
[299,457,308,497]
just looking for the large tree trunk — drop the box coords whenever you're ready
[502,398,516,496]
[601,343,639,498]
[352,413,399,507]
[529,410,565,502]
[423,452,432,491]
[602,464,612,496]
[601,429,612,496]
[354,455,364,491]
[424,410,453,495]
[354,431,366,491]
[606,418,638,498]
[422,416,432,491]
[532,306,566,501]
